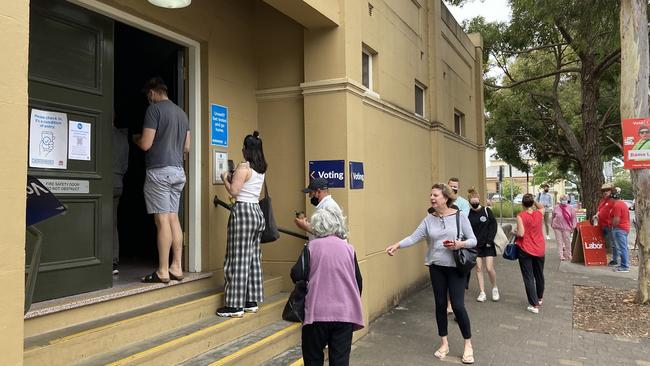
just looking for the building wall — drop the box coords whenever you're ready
[0,1,29,364]
[2,0,484,359]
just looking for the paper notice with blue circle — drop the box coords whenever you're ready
[349,161,364,189]
[210,103,228,147]
[309,160,345,188]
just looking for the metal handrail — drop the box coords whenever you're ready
[213,195,308,241]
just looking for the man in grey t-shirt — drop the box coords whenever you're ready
[134,77,190,283]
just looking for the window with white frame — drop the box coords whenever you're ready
[415,82,425,117]
[454,110,465,136]
[362,49,372,89]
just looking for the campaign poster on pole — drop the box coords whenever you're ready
[68,121,91,161]
[622,118,650,169]
[29,109,68,169]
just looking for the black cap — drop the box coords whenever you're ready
[302,178,329,193]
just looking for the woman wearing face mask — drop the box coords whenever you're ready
[551,194,577,261]
[217,131,268,318]
[385,184,477,364]
[467,189,499,302]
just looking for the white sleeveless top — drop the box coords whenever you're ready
[237,164,265,203]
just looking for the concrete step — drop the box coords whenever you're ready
[72,293,289,366]
[260,344,303,366]
[178,320,301,366]
[25,272,216,338]
[24,276,284,366]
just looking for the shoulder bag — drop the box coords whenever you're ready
[453,211,477,274]
[259,182,280,243]
[502,234,519,260]
[282,245,310,322]
[487,207,508,254]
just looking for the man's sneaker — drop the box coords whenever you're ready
[492,287,500,301]
[614,267,630,273]
[112,264,119,276]
[526,305,539,314]
[216,306,244,318]
[243,301,259,313]
[608,260,618,267]
[476,292,486,302]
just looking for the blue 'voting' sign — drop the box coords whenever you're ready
[211,104,228,147]
[349,161,364,189]
[309,160,345,188]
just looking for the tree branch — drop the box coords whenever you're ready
[485,68,581,89]
[593,48,621,77]
[598,105,617,129]
[554,21,586,60]
[606,136,623,153]
[550,58,584,158]
[501,42,570,55]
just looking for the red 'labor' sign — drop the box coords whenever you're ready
[571,222,607,266]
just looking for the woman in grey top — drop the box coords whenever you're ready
[386,183,477,364]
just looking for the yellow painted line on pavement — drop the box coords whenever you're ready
[289,357,304,366]
[106,298,286,366]
[48,293,220,345]
[208,323,301,366]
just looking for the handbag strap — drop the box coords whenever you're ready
[456,211,461,240]
[301,245,310,282]
[262,180,269,199]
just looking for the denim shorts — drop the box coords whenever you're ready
[143,166,186,214]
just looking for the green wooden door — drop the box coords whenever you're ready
[27,0,114,302]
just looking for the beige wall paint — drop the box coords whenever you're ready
[0,0,28,363]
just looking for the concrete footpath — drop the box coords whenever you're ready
[349,234,650,365]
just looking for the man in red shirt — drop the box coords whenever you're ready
[609,189,631,272]
[597,183,616,266]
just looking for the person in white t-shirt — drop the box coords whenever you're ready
[295,178,343,237]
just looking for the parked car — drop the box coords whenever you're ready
[490,194,502,202]
[624,199,635,210]
[513,194,523,204]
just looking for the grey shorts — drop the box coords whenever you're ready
[144,166,186,214]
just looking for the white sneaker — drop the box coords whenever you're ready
[526,305,539,314]
[476,292,486,302]
[492,287,500,301]
[546,235,551,240]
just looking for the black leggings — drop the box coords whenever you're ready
[517,249,545,306]
[429,264,471,339]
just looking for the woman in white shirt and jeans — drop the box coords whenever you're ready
[217,131,268,317]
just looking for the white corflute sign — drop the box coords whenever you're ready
[29,109,68,169]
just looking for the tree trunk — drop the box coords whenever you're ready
[579,57,604,219]
[620,0,650,304]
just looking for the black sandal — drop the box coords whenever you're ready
[142,271,170,284]
[169,272,184,281]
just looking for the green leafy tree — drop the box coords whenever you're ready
[451,0,623,218]
[499,178,522,200]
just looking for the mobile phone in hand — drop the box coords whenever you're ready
[443,240,454,247]
[295,210,305,219]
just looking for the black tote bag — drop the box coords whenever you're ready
[453,211,477,274]
[282,245,310,322]
[259,182,280,243]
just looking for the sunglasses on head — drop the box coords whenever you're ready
[640,130,650,134]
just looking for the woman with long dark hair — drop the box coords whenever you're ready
[385,184,477,364]
[217,131,268,317]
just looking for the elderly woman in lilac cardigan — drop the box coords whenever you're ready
[551,194,577,261]
[302,206,363,366]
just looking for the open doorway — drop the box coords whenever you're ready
[113,21,186,282]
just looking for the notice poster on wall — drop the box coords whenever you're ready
[622,117,650,169]
[68,121,91,161]
[29,109,68,169]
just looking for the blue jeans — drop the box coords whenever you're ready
[611,228,629,269]
[603,227,617,263]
